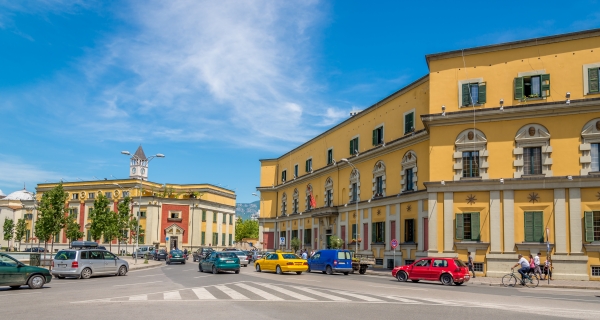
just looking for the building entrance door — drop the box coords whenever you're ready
[170,236,179,250]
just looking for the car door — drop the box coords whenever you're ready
[409,259,431,279]
[103,251,118,274]
[88,250,106,273]
[309,252,321,271]
[204,252,216,270]
[429,259,448,280]
[0,254,24,285]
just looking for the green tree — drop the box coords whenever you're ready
[234,218,258,242]
[129,217,145,246]
[329,235,344,249]
[88,193,111,242]
[3,218,15,250]
[116,196,132,255]
[65,216,84,246]
[103,211,120,251]
[14,218,27,251]
[291,237,301,252]
[37,183,68,259]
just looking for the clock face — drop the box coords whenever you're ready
[132,168,136,174]
[141,168,146,174]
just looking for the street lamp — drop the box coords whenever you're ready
[340,158,360,257]
[121,150,164,264]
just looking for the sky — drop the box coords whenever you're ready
[1,0,599,203]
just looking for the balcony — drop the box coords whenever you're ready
[167,217,182,222]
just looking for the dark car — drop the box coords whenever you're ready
[192,247,214,262]
[0,253,52,289]
[166,250,186,265]
[153,249,168,261]
[199,252,239,274]
[24,247,45,252]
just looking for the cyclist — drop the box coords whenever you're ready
[511,254,531,285]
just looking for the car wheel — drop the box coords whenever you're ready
[359,267,367,275]
[276,265,283,275]
[441,273,454,286]
[80,268,92,279]
[343,272,349,275]
[28,275,45,289]
[326,265,333,275]
[212,266,218,274]
[199,264,204,272]
[183,260,186,265]
[307,266,311,273]
[9,286,21,289]
[255,264,261,272]
[118,266,127,276]
[411,280,420,283]
[235,270,240,274]
[296,271,302,275]
[396,271,408,282]
[322,271,326,274]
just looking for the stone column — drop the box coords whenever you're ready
[503,190,515,253]
[569,188,583,253]
[417,200,425,252]
[206,211,213,246]
[554,189,567,254]
[427,193,438,253]
[443,192,454,252]
[385,205,391,251]
[490,191,501,253]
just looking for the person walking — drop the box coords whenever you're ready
[533,252,542,279]
[542,256,553,280]
[512,254,531,285]
[301,250,308,260]
[467,252,476,278]
[528,254,535,275]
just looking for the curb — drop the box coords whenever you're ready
[128,263,163,272]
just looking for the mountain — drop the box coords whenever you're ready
[236,200,260,220]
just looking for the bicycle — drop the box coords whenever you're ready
[502,269,538,288]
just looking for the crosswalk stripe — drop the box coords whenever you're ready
[254,283,315,301]
[291,286,349,301]
[164,291,182,300]
[329,290,383,302]
[235,283,284,301]
[129,295,147,301]
[384,295,422,304]
[215,285,249,300]
[192,288,217,300]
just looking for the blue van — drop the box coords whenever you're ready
[307,249,353,275]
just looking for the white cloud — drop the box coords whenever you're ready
[0,155,70,192]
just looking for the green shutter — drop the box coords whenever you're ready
[471,213,480,241]
[462,83,470,106]
[352,224,357,240]
[455,214,464,240]
[585,212,595,242]
[355,137,359,153]
[201,232,205,245]
[202,211,206,222]
[533,212,543,242]
[372,129,377,146]
[372,223,376,243]
[589,68,599,93]
[524,212,534,242]
[350,139,354,155]
[514,77,524,100]
[540,74,550,96]
[478,82,486,104]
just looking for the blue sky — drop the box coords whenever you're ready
[1,0,599,203]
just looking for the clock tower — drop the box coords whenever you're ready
[129,145,149,181]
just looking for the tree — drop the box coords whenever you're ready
[3,218,15,250]
[116,196,132,255]
[37,183,68,260]
[88,193,111,242]
[103,211,120,251]
[329,235,344,249]
[65,216,84,246]
[234,218,258,242]
[291,237,301,252]
[14,218,27,251]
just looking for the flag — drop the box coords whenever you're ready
[309,190,316,208]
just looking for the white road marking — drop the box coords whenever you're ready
[182,269,195,271]
[234,283,283,301]
[164,291,182,300]
[368,285,426,291]
[254,283,315,301]
[0,291,42,297]
[215,285,249,300]
[137,274,163,278]
[113,281,162,287]
[129,295,148,301]
[383,295,422,304]
[513,294,594,302]
[192,288,216,300]
[329,290,382,302]
[193,276,212,278]
[291,286,349,301]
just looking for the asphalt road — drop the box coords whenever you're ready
[2,261,600,320]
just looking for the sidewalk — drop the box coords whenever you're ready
[118,256,164,271]
[364,267,600,290]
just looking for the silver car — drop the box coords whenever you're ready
[132,246,156,259]
[51,243,129,279]
[230,251,249,267]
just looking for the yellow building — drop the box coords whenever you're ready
[257,28,600,280]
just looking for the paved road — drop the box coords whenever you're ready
[2,262,600,319]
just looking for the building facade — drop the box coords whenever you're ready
[257,29,600,280]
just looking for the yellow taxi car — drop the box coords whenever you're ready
[254,252,308,275]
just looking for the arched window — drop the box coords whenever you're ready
[281,193,287,216]
[580,118,600,175]
[514,124,552,178]
[401,151,418,192]
[305,184,314,211]
[454,129,488,180]
[372,161,386,198]
[324,177,334,207]
[292,189,299,214]
[348,169,360,203]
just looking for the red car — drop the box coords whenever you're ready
[392,257,470,286]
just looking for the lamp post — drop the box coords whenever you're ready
[340,158,360,256]
[121,150,164,264]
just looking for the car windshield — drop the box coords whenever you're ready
[337,252,351,260]
[171,250,183,254]
[0,255,19,267]
[282,254,299,259]
[454,259,467,267]
[55,251,77,260]
[217,253,236,259]
[233,252,246,256]
[159,250,166,253]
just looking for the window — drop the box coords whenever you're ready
[514,74,550,100]
[281,194,287,216]
[524,211,544,243]
[351,183,358,202]
[69,208,78,219]
[229,234,232,246]
[523,147,542,175]
[404,219,414,243]
[105,192,112,199]
[325,189,333,207]
[456,213,480,241]
[372,126,384,146]
[351,224,357,241]
[223,214,227,223]
[213,233,218,245]
[88,192,95,199]
[401,151,418,191]
[213,213,217,223]
[139,211,146,218]
[305,158,312,172]
[461,82,486,106]
[473,263,484,272]
[294,164,299,178]
[404,112,414,134]
[123,191,130,198]
[404,260,414,265]
[588,67,599,94]
[349,137,359,156]
[292,189,299,214]
[592,266,600,277]
[202,211,206,222]
[26,230,30,242]
[372,222,385,243]
[405,168,414,191]
[432,259,448,268]
[222,234,225,246]
[414,259,430,267]
[293,198,298,214]
[25,213,33,220]
[170,212,180,219]
[591,144,599,172]
[327,149,333,165]
[291,230,298,240]
[462,151,480,177]
[72,193,79,200]
[281,170,287,183]
[584,211,600,242]
[54,233,60,243]
[201,232,206,245]
[375,176,383,197]
[229,215,232,224]
[303,229,311,245]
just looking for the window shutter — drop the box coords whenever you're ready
[478,82,486,104]
[524,212,534,242]
[352,224,357,240]
[462,83,470,106]
[372,129,377,146]
[349,139,354,155]
[372,223,376,243]
[533,212,543,242]
[589,68,599,93]
[471,213,480,241]
[455,214,464,240]
[305,160,308,172]
[585,211,595,242]
[540,74,550,96]
[514,77,524,100]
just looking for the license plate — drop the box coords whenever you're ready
[226,260,234,263]
[59,264,67,268]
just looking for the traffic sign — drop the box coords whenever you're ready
[391,239,398,249]
[279,237,286,245]
[166,237,169,241]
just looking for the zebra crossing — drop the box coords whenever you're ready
[74,281,436,304]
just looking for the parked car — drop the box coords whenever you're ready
[50,241,129,279]
[153,249,168,261]
[24,247,46,252]
[166,250,186,265]
[199,252,239,274]
[192,247,214,262]
[229,250,249,267]
[255,252,308,275]
[251,251,265,262]
[307,249,353,275]
[392,257,470,286]
[222,248,237,251]
[132,246,156,259]
[0,253,51,289]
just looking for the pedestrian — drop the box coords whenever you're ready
[533,252,542,279]
[301,250,308,260]
[543,256,553,280]
[528,254,535,275]
[467,252,476,278]
[511,254,531,284]
[310,250,315,257]
[184,248,188,255]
